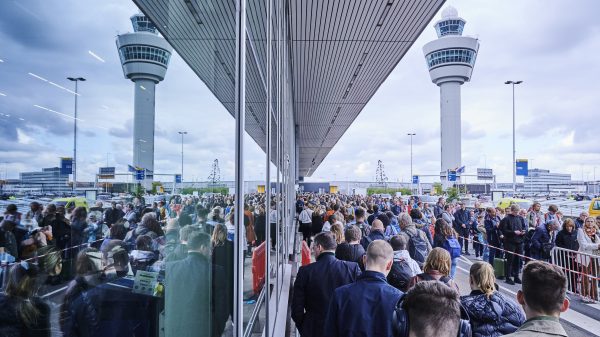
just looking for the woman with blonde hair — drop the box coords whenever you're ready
[330,223,344,245]
[460,262,525,337]
[408,247,459,291]
[577,217,600,303]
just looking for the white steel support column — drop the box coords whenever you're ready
[275,0,282,302]
[233,0,246,335]
[264,0,272,335]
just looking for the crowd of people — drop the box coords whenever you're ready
[292,193,599,336]
[0,190,597,336]
[0,194,272,337]
[294,194,600,301]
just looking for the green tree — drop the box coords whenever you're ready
[367,187,412,196]
[181,187,229,195]
[133,183,145,198]
[432,183,443,195]
[446,187,460,202]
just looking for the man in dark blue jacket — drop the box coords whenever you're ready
[361,219,386,250]
[367,204,381,225]
[323,240,402,337]
[292,232,361,337]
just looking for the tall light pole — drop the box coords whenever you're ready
[67,77,86,194]
[178,131,187,187]
[505,80,522,194]
[407,133,416,193]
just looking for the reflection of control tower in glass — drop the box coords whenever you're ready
[423,7,479,180]
[116,14,172,186]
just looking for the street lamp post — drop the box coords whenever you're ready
[505,80,522,194]
[67,77,86,194]
[407,133,416,193]
[178,131,187,190]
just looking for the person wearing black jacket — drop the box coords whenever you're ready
[500,204,526,285]
[211,224,234,337]
[0,262,51,337]
[335,225,365,267]
[311,209,324,235]
[361,220,386,251]
[292,232,361,337]
[103,202,123,227]
[554,218,579,293]
[555,219,579,251]
[460,262,525,337]
[453,203,470,255]
[484,208,503,266]
[530,220,559,261]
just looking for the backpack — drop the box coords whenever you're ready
[361,235,373,251]
[523,228,536,256]
[443,237,462,259]
[124,227,150,251]
[407,231,428,266]
[387,258,413,292]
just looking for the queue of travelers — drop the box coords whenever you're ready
[293,231,569,337]
[292,192,599,336]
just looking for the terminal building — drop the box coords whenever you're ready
[524,168,573,192]
[19,167,70,194]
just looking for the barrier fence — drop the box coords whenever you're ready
[551,246,599,303]
[456,233,600,303]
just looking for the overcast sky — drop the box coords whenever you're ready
[1,0,599,184]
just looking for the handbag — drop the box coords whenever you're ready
[541,232,554,259]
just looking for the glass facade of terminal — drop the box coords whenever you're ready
[426,48,476,68]
[0,1,296,337]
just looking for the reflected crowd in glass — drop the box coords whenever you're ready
[0,194,278,336]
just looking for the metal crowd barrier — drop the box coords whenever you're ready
[551,246,599,303]
[454,233,600,303]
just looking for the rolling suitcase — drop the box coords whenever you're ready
[494,257,506,278]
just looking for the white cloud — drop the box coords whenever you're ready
[16,128,34,145]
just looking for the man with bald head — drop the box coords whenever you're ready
[360,219,386,250]
[323,240,403,337]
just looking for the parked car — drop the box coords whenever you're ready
[589,198,600,219]
[51,197,89,211]
[495,198,532,211]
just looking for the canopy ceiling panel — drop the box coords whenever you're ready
[133,0,445,176]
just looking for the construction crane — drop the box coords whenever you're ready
[207,159,221,185]
[375,160,388,188]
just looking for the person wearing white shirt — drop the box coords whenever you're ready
[390,234,422,276]
[576,217,600,303]
[299,204,314,246]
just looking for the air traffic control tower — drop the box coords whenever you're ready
[423,7,479,180]
[116,14,172,185]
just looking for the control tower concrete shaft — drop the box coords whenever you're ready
[423,7,479,178]
[116,14,172,184]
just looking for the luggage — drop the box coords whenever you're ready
[494,257,506,278]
